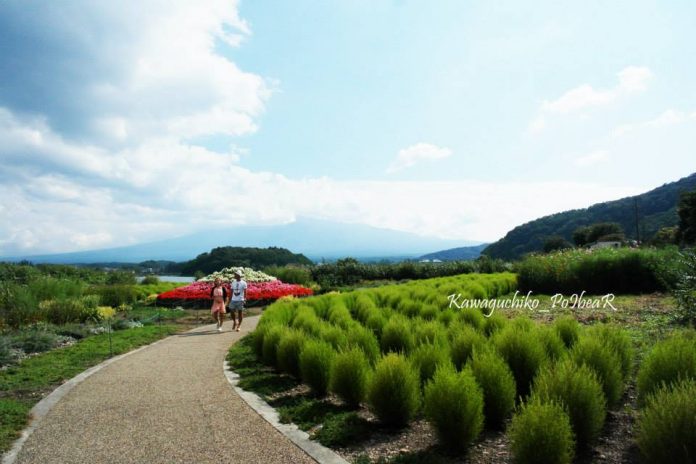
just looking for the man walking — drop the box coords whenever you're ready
[229,269,247,332]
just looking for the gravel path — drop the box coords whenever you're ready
[13,316,316,464]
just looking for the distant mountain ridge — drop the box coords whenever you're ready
[4,218,479,264]
[419,244,488,261]
[483,173,696,260]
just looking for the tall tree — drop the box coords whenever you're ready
[677,190,696,245]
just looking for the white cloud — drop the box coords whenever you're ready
[574,150,609,167]
[613,109,696,137]
[387,143,452,173]
[529,66,653,133]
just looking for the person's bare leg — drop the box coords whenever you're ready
[236,310,243,331]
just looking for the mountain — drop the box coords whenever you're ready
[5,218,478,264]
[483,173,696,260]
[419,244,489,261]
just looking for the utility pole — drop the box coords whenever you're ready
[634,198,641,243]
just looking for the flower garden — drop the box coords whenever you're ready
[235,271,696,464]
[156,267,313,307]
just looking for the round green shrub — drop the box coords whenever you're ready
[588,323,634,381]
[450,326,487,370]
[409,343,452,385]
[367,353,421,427]
[346,325,380,365]
[424,365,484,452]
[365,313,387,336]
[553,316,580,349]
[419,304,438,321]
[276,329,306,378]
[637,331,696,403]
[532,359,606,448]
[10,330,60,354]
[329,348,370,408]
[299,339,336,396]
[437,308,455,327]
[493,326,547,399]
[261,325,285,367]
[469,348,516,429]
[538,327,566,361]
[571,337,624,407]
[508,399,575,464]
[380,317,415,354]
[636,379,696,463]
[458,308,485,331]
[483,312,507,337]
[413,320,448,347]
[320,324,349,350]
[291,305,322,336]
[327,301,354,329]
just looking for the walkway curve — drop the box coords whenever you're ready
[7,316,317,464]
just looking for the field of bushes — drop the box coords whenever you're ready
[239,271,696,463]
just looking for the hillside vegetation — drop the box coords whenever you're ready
[484,173,696,260]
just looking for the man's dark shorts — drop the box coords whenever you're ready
[228,300,244,314]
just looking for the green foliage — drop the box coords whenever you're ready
[423,365,484,452]
[672,248,696,324]
[449,326,486,370]
[139,275,160,285]
[177,246,313,275]
[637,330,696,403]
[367,353,421,427]
[571,337,624,407]
[0,337,15,367]
[636,379,696,464]
[677,189,696,245]
[537,327,566,361]
[493,327,547,399]
[313,412,372,448]
[276,329,306,377]
[483,312,507,336]
[586,323,634,381]
[532,359,606,448]
[86,285,138,307]
[413,320,447,347]
[346,325,380,365]
[329,348,370,408]
[483,172,696,260]
[543,235,573,253]
[261,326,285,367]
[508,399,575,464]
[409,343,451,385]
[299,340,335,396]
[516,247,681,294]
[9,330,61,354]
[263,265,314,286]
[468,348,516,429]
[553,316,580,349]
[380,317,414,354]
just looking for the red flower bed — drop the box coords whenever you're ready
[156,280,313,308]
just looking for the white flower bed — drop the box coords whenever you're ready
[198,266,277,283]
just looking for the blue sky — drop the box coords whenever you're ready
[1,0,695,255]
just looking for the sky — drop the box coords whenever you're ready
[1,0,695,255]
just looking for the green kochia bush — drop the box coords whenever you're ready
[299,340,336,396]
[637,331,696,403]
[508,399,575,464]
[483,312,507,336]
[571,337,624,407]
[553,316,580,349]
[493,327,547,399]
[450,326,487,370]
[367,353,421,427]
[262,326,285,367]
[469,349,516,429]
[380,317,414,354]
[532,359,606,448]
[424,365,484,452]
[588,323,634,381]
[636,379,696,463]
[329,348,370,408]
[537,327,566,361]
[276,329,306,377]
[409,343,451,385]
[346,325,380,365]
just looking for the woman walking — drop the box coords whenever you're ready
[210,278,228,332]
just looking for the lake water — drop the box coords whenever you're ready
[137,275,196,283]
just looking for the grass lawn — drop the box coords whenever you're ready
[0,324,180,453]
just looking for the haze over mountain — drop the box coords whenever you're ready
[4,218,478,264]
[419,244,489,261]
[484,172,696,260]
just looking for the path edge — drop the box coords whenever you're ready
[224,360,349,464]
[2,329,182,464]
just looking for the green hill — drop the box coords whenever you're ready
[419,243,488,261]
[175,246,313,275]
[483,173,696,260]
